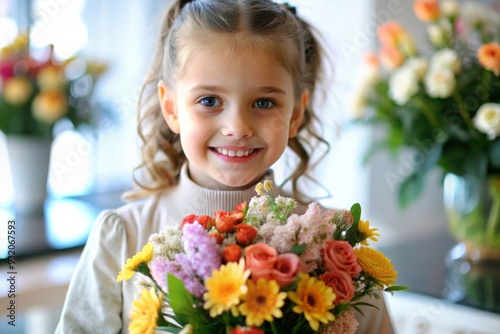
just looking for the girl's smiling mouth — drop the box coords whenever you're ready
[209,147,262,160]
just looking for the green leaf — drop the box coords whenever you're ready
[291,243,307,255]
[347,203,361,246]
[167,274,195,326]
[352,301,380,311]
[398,173,425,209]
[156,326,183,333]
[384,285,409,292]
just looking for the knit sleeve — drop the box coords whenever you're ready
[55,210,128,334]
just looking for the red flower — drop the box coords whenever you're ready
[235,201,248,213]
[180,214,215,230]
[235,224,258,245]
[209,231,224,245]
[320,270,355,304]
[222,244,242,263]
[215,210,244,233]
[231,327,264,334]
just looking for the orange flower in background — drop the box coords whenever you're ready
[377,21,405,46]
[364,52,380,70]
[31,90,68,124]
[478,42,500,76]
[2,77,33,105]
[414,0,441,22]
[235,224,258,245]
[223,244,242,263]
[379,45,404,69]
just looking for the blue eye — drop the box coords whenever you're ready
[199,96,221,107]
[254,99,274,109]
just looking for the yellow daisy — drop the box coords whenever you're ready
[354,246,398,287]
[357,220,381,246]
[288,273,336,331]
[239,278,287,327]
[117,242,154,282]
[129,287,162,334]
[203,259,250,318]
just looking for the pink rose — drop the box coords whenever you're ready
[270,253,300,287]
[322,240,362,277]
[320,270,355,304]
[245,243,278,281]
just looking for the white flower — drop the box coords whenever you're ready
[441,0,460,19]
[462,2,500,35]
[473,103,500,139]
[430,49,461,74]
[406,57,429,79]
[389,65,419,105]
[427,20,453,48]
[349,60,381,119]
[424,68,456,98]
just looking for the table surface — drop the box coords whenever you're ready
[1,192,499,317]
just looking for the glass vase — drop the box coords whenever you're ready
[443,173,500,263]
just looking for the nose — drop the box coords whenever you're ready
[221,108,253,139]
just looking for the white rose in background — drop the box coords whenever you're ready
[406,57,429,79]
[389,65,419,106]
[349,54,380,119]
[424,68,456,98]
[427,20,453,48]
[473,103,500,139]
[430,48,461,73]
[441,0,460,20]
[462,2,500,36]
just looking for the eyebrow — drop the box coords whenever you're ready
[190,85,287,95]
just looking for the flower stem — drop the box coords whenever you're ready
[414,98,440,128]
[486,182,500,246]
[452,90,475,131]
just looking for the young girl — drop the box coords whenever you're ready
[56,0,394,333]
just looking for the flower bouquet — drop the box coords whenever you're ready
[350,0,500,208]
[0,34,107,138]
[118,181,406,334]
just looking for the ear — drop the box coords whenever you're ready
[158,80,180,134]
[289,88,309,138]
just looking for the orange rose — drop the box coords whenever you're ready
[209,231,224,245]
[377,21,405,46]
[215,210,244,233]
[31,90,68,124]
[231,328,264,334]
[235,201,247,213]
[414,0,441,22]
[478,42,500,76]
[379,45,404,69]
[222,244,242,263]
[320,270,355,304]
[181,214,215,230]
[321,240,362,277]
[235,224,258,245]
[270,253,300,287]
[244,243,277,281]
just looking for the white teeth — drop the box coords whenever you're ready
[216,148,254,157]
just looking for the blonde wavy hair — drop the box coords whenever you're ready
[126,0,329,203]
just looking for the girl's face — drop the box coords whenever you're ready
[159,42,308,190]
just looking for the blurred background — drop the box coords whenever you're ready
[0,0,499,333]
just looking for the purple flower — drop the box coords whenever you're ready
[182,222,221,279]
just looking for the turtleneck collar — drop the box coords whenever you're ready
[161,163,273,222]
